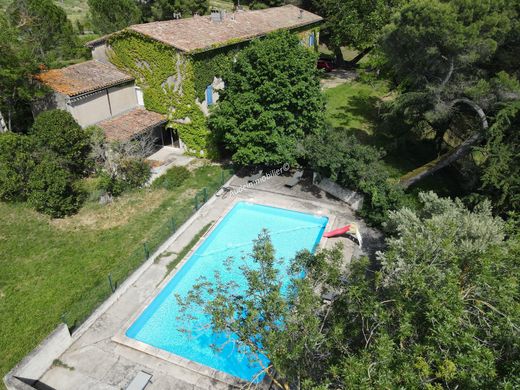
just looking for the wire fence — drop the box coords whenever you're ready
[63,168,232,332]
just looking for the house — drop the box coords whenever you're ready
[34,60,172,148]
[35,5,323,156]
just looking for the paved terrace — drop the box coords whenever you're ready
[23,173,382,390]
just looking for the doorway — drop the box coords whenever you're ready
[160,127,180,148]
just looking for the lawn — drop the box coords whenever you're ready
[324,79,466,198]
[0,164,231,382]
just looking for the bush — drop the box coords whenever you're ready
[119,159,151,189]
[30,110,91,177]
[27,157,83,217]
[152,166,191,190]
[96,159,151,197]
[0,132,36,201]
[306,128,405,225]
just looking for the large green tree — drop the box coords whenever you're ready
[180,192,520,388]
[0,14,40,133]
[380,0,520,189]
[7,0,78,62]
[209,31,324,166]
[88,0,142,34]
[146,0,209,21]
[307,0,405,65]
[30,110,92,177]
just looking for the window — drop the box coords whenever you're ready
[206,85,213,105]
[309,32,315,47]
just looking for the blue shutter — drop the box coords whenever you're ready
[309,32,315,47]
[206,85,213,105]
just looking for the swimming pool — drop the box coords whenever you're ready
[126,202,328,381]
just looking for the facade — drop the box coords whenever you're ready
[36,5,322,156]
[34,60,169,147]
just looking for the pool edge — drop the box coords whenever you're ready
[113,199,332,387]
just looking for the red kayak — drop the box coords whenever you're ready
[323,225,351,238]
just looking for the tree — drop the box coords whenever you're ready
[0,14,41,132]
[0,132,36,201]
[7,0,78,62]
[88,0,142,34]
[307,0,405,66]
[305,128,405,225]
[478,99,520,214]
[27,156,83,218]
[209,31,325,166]
[177,230,344,388]
[147,0,209,21]
[89,126,153,198]
[180,193,520,388]
[380,0,520,188]
[30,110,92,177]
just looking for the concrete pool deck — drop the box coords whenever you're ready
[10,174,381,390]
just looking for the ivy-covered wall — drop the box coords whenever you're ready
[105,25,320,156]
[191,45,241,102]
[107,31,210,156]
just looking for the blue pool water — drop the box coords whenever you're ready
[126,202,328,381]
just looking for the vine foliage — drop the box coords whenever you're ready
[108,30,210,156]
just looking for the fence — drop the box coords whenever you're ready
[62,168,232,332]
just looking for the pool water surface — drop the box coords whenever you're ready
[126,202,328,381]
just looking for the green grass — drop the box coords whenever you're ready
[324,79,390,136]
[166,222,214,274]
[0,164,232,382]
[324,80,466,198]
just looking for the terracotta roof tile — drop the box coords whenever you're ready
[97,108,167,142]
[35,60,134,97]
[128,5,322,53]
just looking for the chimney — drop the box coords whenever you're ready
[298,9,304,19]
[211,9,225,22]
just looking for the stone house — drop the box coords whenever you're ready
[35,5,322,156]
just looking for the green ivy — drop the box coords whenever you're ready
[108,30,210,156]
[191,45,239,101]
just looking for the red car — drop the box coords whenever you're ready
[317,59,334,72]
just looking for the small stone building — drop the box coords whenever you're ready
[33,60,172,150]
[34,5,323,156]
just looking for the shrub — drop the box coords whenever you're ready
[306,128,405,225]
[152,166,191,190]
[96,159,151,197]
[30,110,91,177]
[119,158,151,189]
[0,132,36,201]
[27,157,83,217]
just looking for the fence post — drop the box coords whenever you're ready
[143,242,150,259]
[194,193,199,210]
[108,273,115,292]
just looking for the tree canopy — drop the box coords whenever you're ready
[307,0,405,64]
[7,0,78,62]
[180,192,520,388]
[88,0,142,34]
[380,0,520,193]
[209,31,325,166]
[146,0,209,21]
[0,14,40,133]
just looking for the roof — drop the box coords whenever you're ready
[97,108,167,142]
[127,5,322,53]
[35,60,134,97]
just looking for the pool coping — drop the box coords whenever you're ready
[112,198,335,388]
